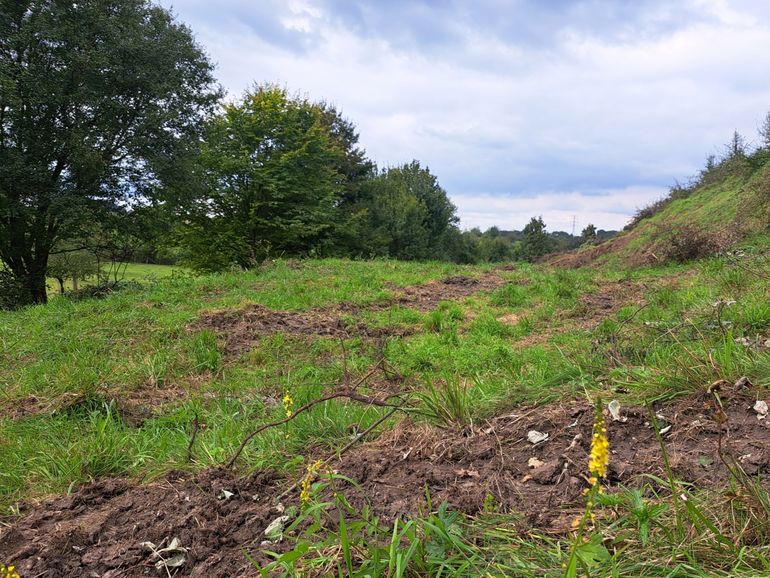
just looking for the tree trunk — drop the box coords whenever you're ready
[57,277,65,294]
[26,271,49,304]
[72,277,79,291]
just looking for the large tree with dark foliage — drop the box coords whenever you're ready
[0,0,219,304]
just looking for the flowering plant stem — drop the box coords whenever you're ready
[564,481,601,578]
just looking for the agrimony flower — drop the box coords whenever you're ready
[588,404,609,486]
[1,564,20,578]
[282,391,294,418]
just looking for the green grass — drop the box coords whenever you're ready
[46,261,178,296]
[3,250,770,575]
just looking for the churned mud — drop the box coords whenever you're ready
[4,386,769,577]
[194,273,507,355]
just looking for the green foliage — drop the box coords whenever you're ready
[0,0,220,304]
[0,269,30,310]
[176,85,367,271]
[188,330,221,374]
[47,251,99,293]
[340,160,460,260]
[521,216,552,261]
[414,376,473,426]
[491,283,528,307]
[424,301,464,333]
[581,223,598,244]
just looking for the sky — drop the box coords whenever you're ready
[160,0,770,232]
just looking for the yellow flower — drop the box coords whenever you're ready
[1,564,20,578]
[588,405,609,483]
[299,459,326,504]
[282,391,294,418]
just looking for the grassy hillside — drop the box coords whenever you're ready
[554,153,770,268]
[1,252,770,576]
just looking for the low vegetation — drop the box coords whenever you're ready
[1,248,769,575]
[3,3,770,577]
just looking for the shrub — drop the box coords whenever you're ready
[0,270,31,310]
[66,280,143,301]
[625,197,671,230]
[658,225,721,263]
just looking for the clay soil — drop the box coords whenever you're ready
[4,386,770,578]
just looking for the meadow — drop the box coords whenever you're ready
[2,252,770,576]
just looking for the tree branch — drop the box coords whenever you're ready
[224,360,405,469]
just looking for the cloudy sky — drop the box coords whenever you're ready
[161,0,770,232]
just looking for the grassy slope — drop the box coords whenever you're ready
[555,157,770,268]
[2,251,770,575]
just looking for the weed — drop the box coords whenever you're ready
[188,329,221,373]
[491,283,528,307]
[414,375,473,426]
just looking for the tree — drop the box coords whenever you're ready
[0,0,219,304]
[47,250,98,293]
[760,111,770,149]
[581,223,597,244]
[726,130,747,159]
[342,161,460,260]
[176,85,364,271]
[521,216,551,261]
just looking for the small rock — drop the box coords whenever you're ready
[754,400,768,420]
[735,376,752,389]
[527,430,549,444]
[264,515,290,543]
[528,457,545,469]
[607,400,627,422]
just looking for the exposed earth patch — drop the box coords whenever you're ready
[194,273,507,355]
[4,386,769,577]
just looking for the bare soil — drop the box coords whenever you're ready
[4,386,769,577]
[194,273,506,355]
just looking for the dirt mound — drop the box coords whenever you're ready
[1,470,285,578]
[4,388,769,576]
[389,273,504,311]
[194,273,506,355]
[549,234,633,268]
[194,304,404,355]
[334,387,770,530]
[575,279,645,322]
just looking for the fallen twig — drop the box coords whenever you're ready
[273,399,408,503]
[225,360,402,468]
[186,414,200,463]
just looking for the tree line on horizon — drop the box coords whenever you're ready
[0,0,612,308]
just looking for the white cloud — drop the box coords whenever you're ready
[452,186,666,231]
[164,0,770,229]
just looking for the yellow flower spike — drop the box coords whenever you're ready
[588,406,609,483]
[565,401,610,577]
[1,564,21,578]
[282,391,294,418]
[299,459,328,504]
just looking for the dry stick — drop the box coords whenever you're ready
[338,336,350,387]
[186,414,200,463]
[225,360,387,468]
[725,255,770,282]
[273,400,407,503]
